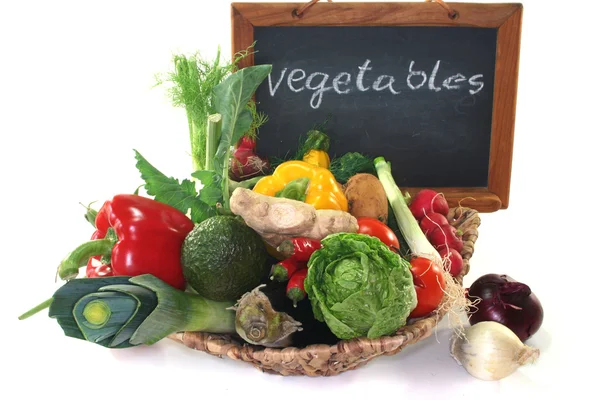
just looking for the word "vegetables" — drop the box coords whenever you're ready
[267,59,485,109]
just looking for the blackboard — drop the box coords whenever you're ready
[254,26,498,188]
[232,2,523,212]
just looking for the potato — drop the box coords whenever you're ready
[343,173,388,223]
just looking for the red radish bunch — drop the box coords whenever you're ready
[410,189,464,277]
[409,189,449,220]
[229,136,270,181]
[419,212,448,236]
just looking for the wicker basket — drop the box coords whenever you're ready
[168,207,480,376]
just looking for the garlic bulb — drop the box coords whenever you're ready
[450,321,540,381]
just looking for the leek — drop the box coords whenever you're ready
[19,274,236,348]
[374,157,442,265]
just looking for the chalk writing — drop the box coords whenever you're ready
[267,59,485,109]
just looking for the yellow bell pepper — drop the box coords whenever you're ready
[303,149,330,169]
[300,129,331,169]
[253,160,348,211]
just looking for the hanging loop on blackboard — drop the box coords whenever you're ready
[426,0,459,20]
[292,0,332,18]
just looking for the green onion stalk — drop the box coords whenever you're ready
[374,157,442,266]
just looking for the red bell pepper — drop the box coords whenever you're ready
[58,194,194,290]
[85,230,113,278]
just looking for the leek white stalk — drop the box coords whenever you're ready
[450,321,540,381]
[374,157,442,265]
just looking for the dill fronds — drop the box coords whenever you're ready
[156,45,255,171]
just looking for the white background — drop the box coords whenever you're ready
[1,0,596,398]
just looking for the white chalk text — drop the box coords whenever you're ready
[267,59,485,109]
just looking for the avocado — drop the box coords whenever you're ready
[181,215,269,301]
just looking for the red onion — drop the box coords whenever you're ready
[467,274,544,341]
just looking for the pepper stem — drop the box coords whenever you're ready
[57,235,116,281]
[275,178,310,202]
[305,129,330,152]
[287,287,306,308]
[229,176,262,191]
[276,240,296,258]
[270,264,290,282]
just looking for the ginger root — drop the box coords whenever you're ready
[230,188,358,248]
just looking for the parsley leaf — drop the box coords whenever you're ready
[133,149,217,223]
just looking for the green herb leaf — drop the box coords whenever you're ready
[133,149,216,223]
[191,170,221,206]
[329,152,375,184]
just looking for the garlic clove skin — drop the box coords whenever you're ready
[450,321,540,381]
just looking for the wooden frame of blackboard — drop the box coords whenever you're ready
[231,2,523,212]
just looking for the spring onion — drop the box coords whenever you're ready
[374,157,442,265]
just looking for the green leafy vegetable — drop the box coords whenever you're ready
[213,64,273,210]
[135,64,272,223]
[134,149,217,222]
[305,233,417,339]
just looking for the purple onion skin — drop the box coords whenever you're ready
[467,274,544,341]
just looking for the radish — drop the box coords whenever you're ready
[409,189,449,220]
[428,224,464,253]
[229,136,270,181]
[419,212,449,236]
[439,247,463,277]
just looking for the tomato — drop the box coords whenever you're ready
[356,217,400,249]
[409,257,446,318]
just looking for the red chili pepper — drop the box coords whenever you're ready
[287,268,308,307]
[277,237,322,262]
[59,194,194,290]
[270,257,304,282]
